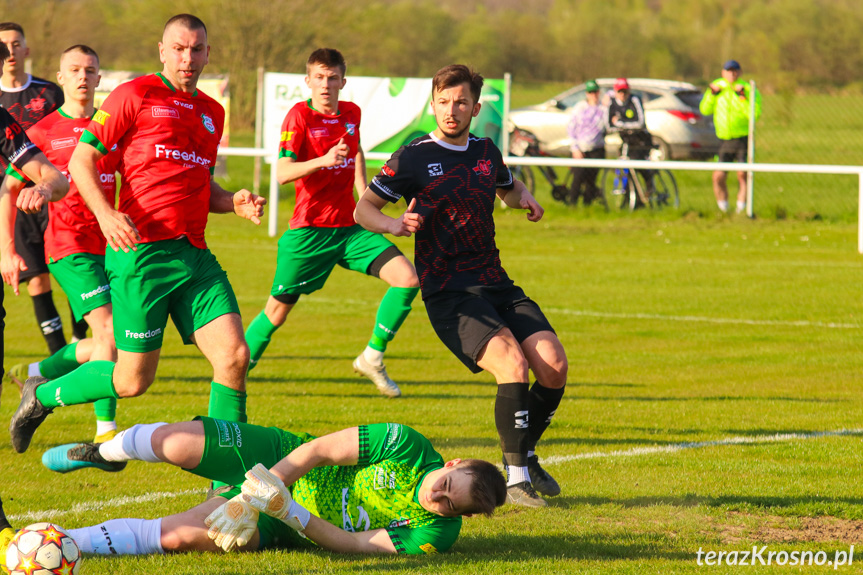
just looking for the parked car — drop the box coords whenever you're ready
[508,78,720,160]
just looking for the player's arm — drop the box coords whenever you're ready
[276,137,349,185]
[208,178,266,224]
[0,172,27,293]
[12,152,69,213]
[355,191,421,238]
[69,142,141,253]
[497,179,543,222]
[353,146,367,196]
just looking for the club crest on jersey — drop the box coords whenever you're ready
[473,159,493,176]
[26,97,47,114]
[427,163,443,177]
[345,123,356,136]
[201,113,216,134]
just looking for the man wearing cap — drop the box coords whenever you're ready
[567,80,606,205]
[607,78,653,204]
[699,60,762,214]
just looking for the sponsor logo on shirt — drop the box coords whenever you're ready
[4,122,23,140]
[427,163,443,176]
[324,157,354,171]
[381,165,395,177]
[124,327,162,340]
[152,106,180,119]
[280,130,294,142]
[50,137,77,150]
[342,488,371,532]
[100,173,116,184]
[383,423,402,453]
[154,144,212,168]
[472,159,493,176]
[93,110,110,125]
[345,123,356,136]
[81,284,110,301]
[201,113,216,134]
[310,127,329,138]
[321,118,339,124]
[373,467,397,490]
[174,99,194,110]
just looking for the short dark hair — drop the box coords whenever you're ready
[62,44,99,66]
[0,22,25,37]
[432,65,484,104]
[457,459,507,516]
[307,48,346,76]
[164,14,207,36]
[0,43,8,63]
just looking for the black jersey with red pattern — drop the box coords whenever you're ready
[368,132,515,299]
[0,75,63,171]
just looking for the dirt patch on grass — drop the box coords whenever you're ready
[718,513,863,544]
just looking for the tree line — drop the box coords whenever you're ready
[4,0,861,130]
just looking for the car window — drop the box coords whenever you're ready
[637,90,661,103]
[557,90,586,110]
[676,90,705,108]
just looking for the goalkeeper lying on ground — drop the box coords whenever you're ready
[18,420,506,556]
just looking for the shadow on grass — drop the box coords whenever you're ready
[580,395,846,403]
[558,494,863,511]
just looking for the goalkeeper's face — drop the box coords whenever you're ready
[418,460,475,518]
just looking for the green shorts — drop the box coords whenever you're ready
[188,416,316,550]
[106,238,240,353]
[271,225,395,297]
[48,253,110,321]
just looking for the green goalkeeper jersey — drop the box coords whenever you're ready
[292,423,462,554]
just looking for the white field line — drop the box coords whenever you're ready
[12,430,863,522]
[546,307,861,330]
[541,428,863,466]
[8,488,205,523]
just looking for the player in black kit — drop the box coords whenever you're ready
[355,64,567,508]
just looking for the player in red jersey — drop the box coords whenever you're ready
[8,15,266,457]
[2,45,121,442]
[243,48,419,398]
[0,40,70,411]
[0,22,74,359]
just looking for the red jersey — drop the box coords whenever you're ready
[80,73,224,249]
[26,110,121,261]
[278,100,361,229]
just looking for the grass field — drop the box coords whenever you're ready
[3,169,863,574]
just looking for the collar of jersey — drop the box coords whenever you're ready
[156,72,198,97]
[429,132,469,152]
[306,98,340,116]
[56,107,96,120]
[0,73,33,93]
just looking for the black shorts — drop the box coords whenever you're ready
[14,205,49,282]
[718,136,749,163]
[424,284,555,373]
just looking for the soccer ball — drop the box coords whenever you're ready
[5,522,81,575]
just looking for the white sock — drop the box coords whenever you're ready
[363,346,384,366]
[68,518,163,555]
[506,465,530,486]
[28,363,42,378]
[99,422,166,462]
[736,201,746,213]
[717,200,729,213]
[96,420,117,437]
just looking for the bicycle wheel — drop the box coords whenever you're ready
[650,169,679,209]
[511,165,535,195]
[600,168,629,210]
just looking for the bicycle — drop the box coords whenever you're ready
[599,132,679,211]
[508,127,608,209]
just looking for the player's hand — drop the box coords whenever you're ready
[96,208,140,253]
[15,184,50,214]
[204,494,259,552]
[735,85,746,97]
[241,463,309,531]
[390,198,423,238]
[232,189,267,225]
[322,138,350,168]
[709,82,721,95]
[520,192,544,222]
[572,149,585,159]
[0,251,27,294]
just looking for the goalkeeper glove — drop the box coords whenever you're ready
[204,494,259,552]
[241,463,311,532]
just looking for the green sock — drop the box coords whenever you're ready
[38,342,82,380]
[245,311,278,372]
[369,287,418,351]
[35,360,118,409]
[208,381,247,423]
[94,398,117,421]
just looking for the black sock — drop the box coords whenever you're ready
[495,382,530,467]
[69,299,88,340]
[32,291,66,354]
[527,382,566,452]
[0,495,11,531]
